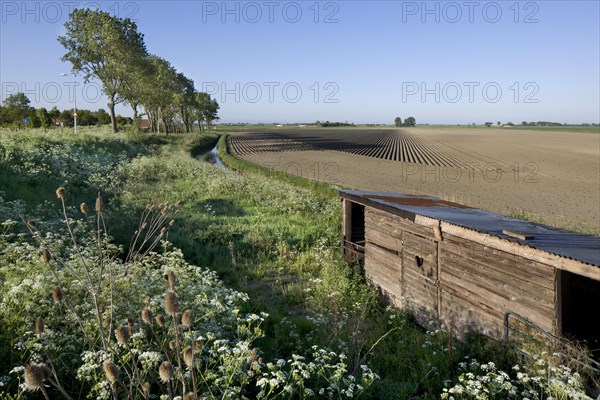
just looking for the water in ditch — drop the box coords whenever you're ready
[199,144,226,169]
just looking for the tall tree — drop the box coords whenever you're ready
[174,73,196,133]
[137,55,178,134]
[2,92,32,127]
[49,106,61,124]
[36,107,53,129]
[120,55,153,120]
[394,116,402,127]
[195,92,219,133]
[58,9,147,133]
[96,109,111,125]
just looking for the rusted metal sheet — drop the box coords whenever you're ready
[340,190,600,268]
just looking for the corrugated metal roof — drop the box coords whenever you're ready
[340,190,600,268]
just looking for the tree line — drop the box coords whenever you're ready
[57,8,219,134]
[483,121,583,127]
[315,121,356,127]
[0,92,134,129]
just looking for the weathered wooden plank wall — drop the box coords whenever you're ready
[353,204,560,339]
[440,234,557,337]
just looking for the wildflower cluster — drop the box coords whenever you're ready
[0,129,144,195]
[0,189,377,399]
[441,353,592,400]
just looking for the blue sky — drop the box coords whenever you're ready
[1,0,599,124]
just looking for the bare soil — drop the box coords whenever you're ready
[228,127,600,233]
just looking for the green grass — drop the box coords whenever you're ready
[0,126,148,209]
[500,125,600,134]
[411,125,600,133]
[217,134,339,199]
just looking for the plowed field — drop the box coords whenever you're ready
[228,128,600,233]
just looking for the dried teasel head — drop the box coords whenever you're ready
[160,227,167,236]
[155,314,166,327]
[51,287,63,303]
[158,361,174,383]
[141,308,153,325]
[141,382,151,398]
[141,222,148,230]
[127,317,135,335]
[23,363,45,391]
[80,203,89,215]
[55,187,65,199]
[184,392,197,400]
[39,364,51,381]
[102,359,119,384]
[183,345,194,368]
[175,200,183,207]
[194,339,203,349]
[103,316,112,328]
[169,219,175,226]
[34,317,44,335]
[182,309,193,328]
[164,290,180,316]
[165,270,176,289]
[169,340,176,351]
[26,220,38,228]
[42,249,51,263]
[95,193,104,212]
[115,325,129,345]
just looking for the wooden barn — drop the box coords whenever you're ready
[340,190,600,346]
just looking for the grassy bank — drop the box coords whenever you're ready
[217,134,338,199]
[0,129,596,399]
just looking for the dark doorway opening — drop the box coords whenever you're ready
[350,202,365,245]
[561,271,600,357]
[343,202,365,263]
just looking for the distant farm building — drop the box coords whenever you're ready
[340,190,600,347]
[139,119,151,132]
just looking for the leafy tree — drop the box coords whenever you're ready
[36,107,53,129]
[120,56,154,120]
[78,109,98,126]
[175,73,197,133]
[0,106,8,125]
[3,92,30,109]
[2,92,32,126]
[27,113,41,128]
[497,121,501,126]
[394,117,402,127]
[49,106,61,124]
[60,109,74,126]
[116,115,132,126]
[59,9,148,133]
[195,92,220,133]
[96,109,111,125]
[403,116,416,127]
[484,122,493,127]
[136,55,177,134]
